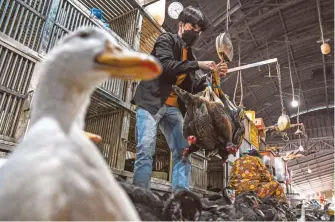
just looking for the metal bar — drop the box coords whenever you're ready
[38,0,62,55]
[17,0,33,42]
[8,2,21,38]
[32,0,50,50]
[0,33,40,61]
[12,2,25,39]
[227,58,278,73]
[142,0,160,7]
[0,0,10,26]
[22,0,39,46]
[12,0,46,20]
[0,50,13,86]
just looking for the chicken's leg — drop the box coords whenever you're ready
[182,136,198,159]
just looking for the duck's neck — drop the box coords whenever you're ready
[29,68,98,135]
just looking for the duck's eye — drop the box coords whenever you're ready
[114,46,122,52]
[78,32,90,38]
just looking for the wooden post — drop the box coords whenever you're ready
[116,9,143,170]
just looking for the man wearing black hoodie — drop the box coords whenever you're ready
[132,6,228,192]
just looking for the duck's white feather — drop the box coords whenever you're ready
[0,117,139,220]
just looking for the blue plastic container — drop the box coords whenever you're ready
[90,8,103,20]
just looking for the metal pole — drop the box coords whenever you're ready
[227,58,278,73]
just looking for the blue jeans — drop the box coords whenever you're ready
[133,105,191,192]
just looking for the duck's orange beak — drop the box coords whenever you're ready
[95,42,162,80]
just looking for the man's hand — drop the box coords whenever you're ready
[218,62,228,78]
[198,61,228,78]
[198,61,216,70]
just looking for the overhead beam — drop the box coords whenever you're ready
[295,185,334,193]
[295,182,334,191]
[226,0,307,32]
[249,79,334,112]
[290,105,334,118]
[268,136,334,148]
[296,180,334,188]
[241,78,274,123]
[227,5,291,122]
[236,29,334,67]
[243,15,291,119]
[293,171,334,183]
[293,165,334,179]
[288,152,334,167]
[292,163,334,175]
[296,178,334,185]
[197,0,271,48]
[213,3,241,28]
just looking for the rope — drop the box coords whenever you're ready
[239,71,244,107]
[266,39,271,77]
[226,0,230,31]
[233,72,239,107]
[233,42,244,107]
[233,43,240,106]
[286,41,295,103]
[238,43,244,107]
[282,132,289,142]
[297,88,300,124]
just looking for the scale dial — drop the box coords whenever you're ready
[168,2,183,19]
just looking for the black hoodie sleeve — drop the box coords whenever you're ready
[154,33,199,78]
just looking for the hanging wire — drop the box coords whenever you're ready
[286,40,295,103]
[296,88,301,124]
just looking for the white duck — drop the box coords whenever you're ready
[0,27,161,220]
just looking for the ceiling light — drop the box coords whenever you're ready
[291,100,299,107]
[299,145,304,152]
[308,168,312,174]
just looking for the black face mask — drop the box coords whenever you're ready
[182,30,200,46]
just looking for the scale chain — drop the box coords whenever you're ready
[276,62,285,115]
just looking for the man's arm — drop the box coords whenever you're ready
[154,33,199,78]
